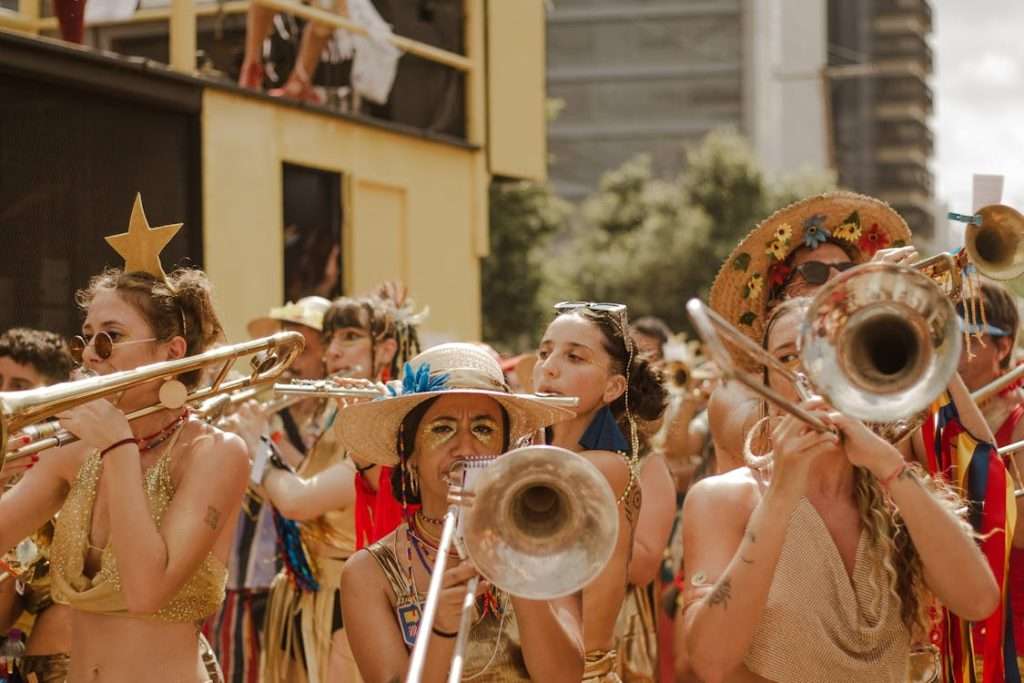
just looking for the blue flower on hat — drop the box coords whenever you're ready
[388,362,449,396]
[802,214,831,249]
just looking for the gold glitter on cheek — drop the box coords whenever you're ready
[421,420,456,451]
[471,419,500,449]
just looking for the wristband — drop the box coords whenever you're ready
[879,462,909,491]
[431,626,458,639]
[100,438,139,458]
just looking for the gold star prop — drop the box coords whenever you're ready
[104,194,183,280]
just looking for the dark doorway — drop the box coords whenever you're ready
[282,163,343,303]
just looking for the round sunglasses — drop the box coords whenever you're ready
[69,332,157,363]
[790,260,856,286]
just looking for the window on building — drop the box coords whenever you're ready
[282,163,343,303]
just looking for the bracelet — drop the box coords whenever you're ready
[879,462,910,490]
[431,626,458,639]
[100,438,139,458]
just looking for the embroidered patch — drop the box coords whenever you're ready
[397,600,423,648]
[732,252,752,271]
[833,210,862,241]
[743,273,764,299]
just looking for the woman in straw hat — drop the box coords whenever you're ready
[533,301,668,682]
[242,291,421,683]
[336,343,586,682]
[677,296,998,683]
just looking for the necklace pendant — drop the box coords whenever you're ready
[396,596,423,648]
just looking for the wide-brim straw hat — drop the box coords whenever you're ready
[335,343,575,465]
[709,191,912,354]
[247,296,332,338]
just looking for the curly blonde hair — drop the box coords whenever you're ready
[751,298,973,635]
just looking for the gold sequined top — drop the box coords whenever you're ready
[49,434,227,624]
[366,526,527,682]
[297,411,357,559]
[744,498,910,682]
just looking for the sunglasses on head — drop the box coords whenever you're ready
[553,301,627,315]
[791,260,856,285]
[69,331,156,364]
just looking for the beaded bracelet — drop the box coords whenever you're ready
[100,438,140,458]
[879,462,910,491]
[431,626,458,639]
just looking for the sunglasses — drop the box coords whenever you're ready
[553,301,627,315]
[69,332,157,363]
[791,261,856,286]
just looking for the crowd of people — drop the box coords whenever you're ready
[0,190,1020,683]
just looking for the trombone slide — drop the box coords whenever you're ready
[405,507,459,683]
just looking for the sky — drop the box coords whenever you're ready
[933,2,1024,243]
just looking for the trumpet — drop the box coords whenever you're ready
[406,445,618,683]
[687,261,962,446]
[963,204,1024,280]
[0,332,305,467]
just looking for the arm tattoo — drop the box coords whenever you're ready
[707,577,733,610]
[204,506,221,531]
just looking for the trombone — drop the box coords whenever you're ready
[687,261,962,446]
[0,332,305,467]
[406,445,618,683]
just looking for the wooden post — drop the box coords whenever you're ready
[463,0,489,258]
[17,0,40,35]
[169,0,196,72]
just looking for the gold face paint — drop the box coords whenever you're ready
[419,416,502,452]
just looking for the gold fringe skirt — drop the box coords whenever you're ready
[614,584,658,683]
[583,649,622,683]
[261,556,360,683]
[17,652,70,683]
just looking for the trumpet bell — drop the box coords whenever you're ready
[462,445,618,600]
[966,204,1024,280]
[800,263,961,423]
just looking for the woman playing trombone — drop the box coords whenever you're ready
[0,261,249,682]
[680,298,999,683]
[336,343,585,682]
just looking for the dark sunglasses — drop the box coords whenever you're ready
[553,301,627,315]
[69,332,156,363]
[791,260,856,286]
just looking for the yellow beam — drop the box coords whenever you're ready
[168,0,196,72]
[463,0,489,258]
[0,8,38,33]
[254,0,473,72]
[35,1,248,31]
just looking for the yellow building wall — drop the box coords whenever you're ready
[486,0,547,182]
[201,88,483,346]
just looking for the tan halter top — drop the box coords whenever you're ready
[50,430,228,623]
[366,525,527,682]
[744,498,910,682]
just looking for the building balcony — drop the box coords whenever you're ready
[876,73,933,111]
[874,0,932,33]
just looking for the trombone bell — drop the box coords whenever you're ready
[966,204,1024,280]
[801,263,961,423]
[462,445,618,600]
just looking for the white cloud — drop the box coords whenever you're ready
[934,2,1024,229]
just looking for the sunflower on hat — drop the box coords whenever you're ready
[708,192,912,362]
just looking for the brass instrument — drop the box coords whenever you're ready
[193,383,308,424]
[406,445,618,683]
[0,332,305,467]
[687,262,961,445]
[964,204,1024,280]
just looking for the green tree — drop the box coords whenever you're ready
[550,129,836,331]
[481,180,571,353]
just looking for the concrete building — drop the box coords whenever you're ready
[547,0,937,245]
[827,0,936,241]
[547,0,830,200]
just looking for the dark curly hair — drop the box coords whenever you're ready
[75,268,224,388]
[0,328,73,384]
[555,306,668,454]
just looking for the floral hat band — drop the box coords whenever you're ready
[709,192,913,356]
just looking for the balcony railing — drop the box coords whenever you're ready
[0,0,483,144]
